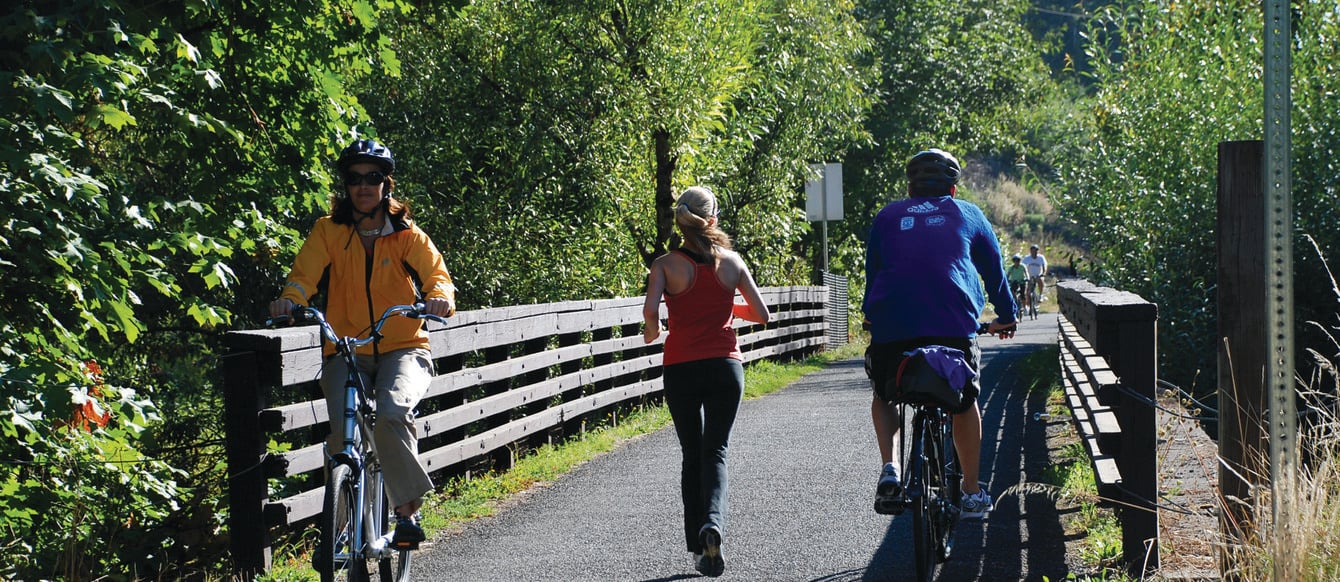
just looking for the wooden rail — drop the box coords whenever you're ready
[1056,279,1159,577]
[223,286,830,577]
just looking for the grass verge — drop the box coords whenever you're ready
[1023,345,1129,581]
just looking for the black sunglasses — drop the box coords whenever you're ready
[344,171,387,187]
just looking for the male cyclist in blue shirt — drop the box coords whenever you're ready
[862,148,1016,519]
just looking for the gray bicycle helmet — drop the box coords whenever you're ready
[906,148,960,196]
[337,139,395,175]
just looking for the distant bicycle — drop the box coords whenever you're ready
[1025,277,1041,320]
[268,303,447,582]
[1010,280,1028,321]
[872,322,1014,582]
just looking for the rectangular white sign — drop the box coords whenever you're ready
[805,162,843,221]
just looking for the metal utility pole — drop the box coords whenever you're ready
[1263,0,1296,543]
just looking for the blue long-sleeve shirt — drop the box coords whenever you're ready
[862,195,1017,343]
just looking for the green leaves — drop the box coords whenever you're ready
[1055,0,1340,397]
[1,0,403,576]
[27,82,76,120]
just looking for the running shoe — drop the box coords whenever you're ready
[874,464,906,515]
[960,490,994,519]
[696,524,725,577]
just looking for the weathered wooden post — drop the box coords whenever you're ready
[1216,140,1267,556]
[1091,291,1160,575]
[1057,281,1160,574]
[222,345,270,579]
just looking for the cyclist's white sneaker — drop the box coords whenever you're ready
[876,463,902,496]
[960,490,994,519]
[874,463,905,515]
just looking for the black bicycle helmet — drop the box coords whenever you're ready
[906,148,961,195]
[337,139,395,175]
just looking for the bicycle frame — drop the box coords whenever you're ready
[330,366,397,567]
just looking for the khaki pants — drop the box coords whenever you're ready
[321,347,434,510]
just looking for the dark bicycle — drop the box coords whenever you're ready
[268,303,447,582]
[871,322,1012,582]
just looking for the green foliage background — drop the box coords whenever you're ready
[1055,0,1340,398]
[1,0,407,577]
[3,0,1336,578]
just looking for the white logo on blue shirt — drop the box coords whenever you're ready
[900,216,915,230]
[926,215,946,226]
[907,201,940,214]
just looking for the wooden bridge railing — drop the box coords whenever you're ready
[1056,279,1159,576]
[222,285,830,577]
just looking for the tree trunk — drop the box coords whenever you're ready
[649,127,677,267]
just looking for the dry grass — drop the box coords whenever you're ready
[1220,239,1340,581]
[1218,368,1340,581]
[1218,431,1340,581]
[972,174,1053,227]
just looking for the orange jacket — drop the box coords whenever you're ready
[280,215,456,357]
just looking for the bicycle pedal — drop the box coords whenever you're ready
[391,539,420,551]
[873,496,907,516]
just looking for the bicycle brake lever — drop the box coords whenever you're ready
[290,306,314,324]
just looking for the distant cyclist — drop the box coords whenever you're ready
[862,148,1016,519]
[1022,244,1048,305]
[268,138,457,549]
[1006,254,1028,317]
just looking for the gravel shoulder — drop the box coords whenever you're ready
[1047,371,1220,580]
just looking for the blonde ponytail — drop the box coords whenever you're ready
[674,186,732,259]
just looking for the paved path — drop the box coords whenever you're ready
[415,313,1066,581]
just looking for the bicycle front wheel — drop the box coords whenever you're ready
[320,464,368,582]
[935,421,961,563]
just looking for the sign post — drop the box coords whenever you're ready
[1263,0,1296,549]
[805,163,844,273]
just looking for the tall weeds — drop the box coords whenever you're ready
[1222,238,1340,581]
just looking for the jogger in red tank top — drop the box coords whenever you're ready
[642,186,770,578]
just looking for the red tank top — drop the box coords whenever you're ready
[663,251,742,366]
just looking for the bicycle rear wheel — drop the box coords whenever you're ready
[320,464,369,582]
[934,420,961,563]
[911,419,939,582]
[378,547,413,582]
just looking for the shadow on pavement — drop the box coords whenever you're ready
[857,338,1072,581]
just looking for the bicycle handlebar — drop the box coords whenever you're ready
[265,303,449,349]
[860,319,1017,338]
[977,320,1017,339]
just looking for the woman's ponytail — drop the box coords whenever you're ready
[674,186,731,259]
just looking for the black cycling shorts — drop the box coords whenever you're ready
[864,335,981,413]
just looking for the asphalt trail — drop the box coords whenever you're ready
[414,313,1066,581]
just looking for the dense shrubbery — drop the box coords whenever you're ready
[1,0,403,577]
